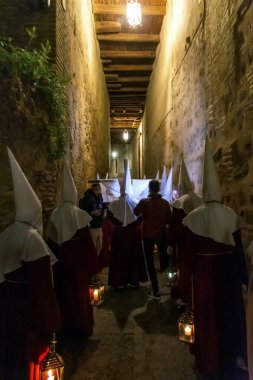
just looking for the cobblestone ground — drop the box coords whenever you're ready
[58,263,196,380]
[58,261,248,380]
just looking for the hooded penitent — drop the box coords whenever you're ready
[109,159,137,227]
[160,165,167,195]
[172,158,203,213]
[162,167,173,202]
[0,148,52,283]
[155,170,160,180]
[183,137,238,246]
[46,158,91,245]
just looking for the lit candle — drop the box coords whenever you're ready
[184,325,192,337]
[47,370,54,380]
[93,289,99,302]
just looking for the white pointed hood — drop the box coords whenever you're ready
[109,195,137,227]
[202,136,222,202]
[62,158,78,205]
[178,158,194,196]
[96,172,100,180]
[46,159,91,245]
[162,167,173,202]
[0,148,54,283]
[120,159,133,196]
[183,138,238,246]
[155,170,160,180]
[160,165,167,194]
[172,158,202,213]
[7,147,42,228]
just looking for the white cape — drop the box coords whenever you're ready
[172,192,203,214]
[109,196,137,227]
[183,202,238,246]
[0,222,54,283]
[46,202,92,245]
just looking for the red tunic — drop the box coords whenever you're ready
[99,218,115,268]
[48,227,100,337]
[167,207,187,272]
[179,228,248,377]
[0,256,61,380]
[107,212,148,288]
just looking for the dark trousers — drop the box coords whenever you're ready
[143,237,168,293]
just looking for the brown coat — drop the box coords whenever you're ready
[134,194,171,239]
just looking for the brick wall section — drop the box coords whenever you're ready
[0,0,56,55]
[56,0,110,194]
[0,0,110,231]
[143,0,253,244]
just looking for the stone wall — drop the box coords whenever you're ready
[56,0,110,194]
[0,0,110,231]
[143,0,253,244]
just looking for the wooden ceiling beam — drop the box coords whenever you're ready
[104,64,152,72]
[110,94,146,97]
[101,50,156,59]
[93,4,166,16]
[95,21,122,34]
[119,76,150,83]
[107,83,122,89]
[109,87,147,92]
[105,74,119,82]
[97,33,160,43]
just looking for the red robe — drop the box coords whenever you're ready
[179,228,248,377]
[107,212,148,288]
[48,227,100,337]
[100,218,115,268]
[0,256,61,380]
[167,207,187,274]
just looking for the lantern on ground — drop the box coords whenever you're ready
[126,0,142,28]
[163,265,178,287]
[89,275,105,306]
[178,311,195,343]
[40,335,64,380]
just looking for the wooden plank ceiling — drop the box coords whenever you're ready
[93,0,167,131]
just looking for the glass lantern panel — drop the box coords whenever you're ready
[178,322,195,343]
[41,367,64,380]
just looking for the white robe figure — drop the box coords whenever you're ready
[172,158,203,214]
[180,137,248,378]
[107,159,147,288]
[0,148,60,380]
[46,159,99,336]
[162,167,173,203]
[160,165,167,195]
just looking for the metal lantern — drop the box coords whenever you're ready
[89,275,105,306]
[126,0,142,28]
[164,265,178,287]
[40,336,64,380]
[178,311,195,343]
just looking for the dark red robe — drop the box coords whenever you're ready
[179,227,248,377]
[167,207,187,273]
[107,212,148,288]
[99,218,115,268]
[0,256,61,380]
[48,226,100,337]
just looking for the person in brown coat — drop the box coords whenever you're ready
[134,179,171,299]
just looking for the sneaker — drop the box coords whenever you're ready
[148,291,162,300]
